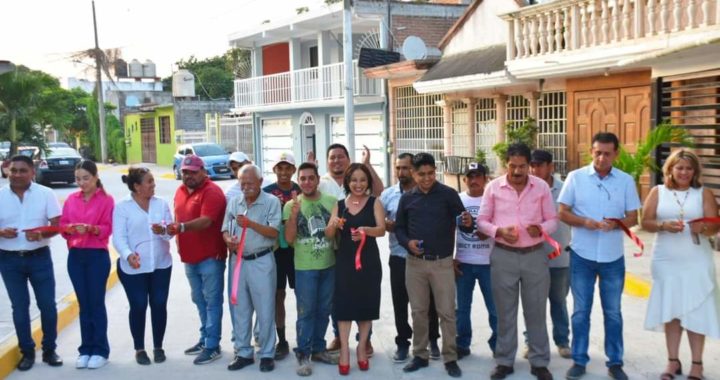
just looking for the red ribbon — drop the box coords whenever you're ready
[541,230,561,260]
[688,217,720,224]
[230,218,249,306]
[351,228,366,271]
[606,218,644,257]
[22,226,69,234]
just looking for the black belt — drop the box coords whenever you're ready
[410,253,449,261]
[0,247,48,257]
[495,242,544,254]
[242,249,272,261]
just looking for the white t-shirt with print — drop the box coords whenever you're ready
[455,192,494,265]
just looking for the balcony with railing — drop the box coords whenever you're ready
[501,0,720,77]
[233,60,382,111]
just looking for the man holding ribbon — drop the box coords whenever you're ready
[477,143,558,380]
[0,155,63,371]
[222,164,282,373]
[557,132,640,380]
[168,154,227,365]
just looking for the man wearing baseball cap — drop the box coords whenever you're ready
[168,154,228,365]
[225,152,251,201]
[262,152,301,360]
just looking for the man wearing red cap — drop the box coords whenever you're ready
[168,155,228,365]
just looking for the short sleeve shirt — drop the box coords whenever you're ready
[174,179,227,264]
[282,193,336,270]
[0,183,61,251]
[263,182,301,249]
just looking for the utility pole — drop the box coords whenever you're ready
[343,0,355,161]
[92,0,107,163]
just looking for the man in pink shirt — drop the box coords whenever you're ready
[477,143,558,380]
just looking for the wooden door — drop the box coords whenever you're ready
[140,117,157,163]
[573,89,619,166]
[620,86,651,198]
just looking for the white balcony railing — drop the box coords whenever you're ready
[503,0,720,61]
[233,60,382,109]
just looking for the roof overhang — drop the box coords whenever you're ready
[413,69,519,94]
[363,59,439,80]
[617,36,720,78]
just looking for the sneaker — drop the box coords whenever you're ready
[445,360,462,378]
[227,355,254,371]
[87,355,108,369]
[557,346,572,359]
[184,342,204,356]
[566,364,586,380]
[531,366,554,380]
[275,340,290,360]
[429,339,441,360]
[194,347,222,365]
[327,337,341,353]
[457,346,471,360]
[296,353,312,376]
[311,351,338,365]
[259,358,275,372]
[135,350,151,365]
[392,345,410,363]
[608,365,628,380]
[76,355,90,369]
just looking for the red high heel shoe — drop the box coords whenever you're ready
[338,363,350,375]
[358,359,369,371]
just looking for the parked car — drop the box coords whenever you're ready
[34,147,82,185]
[48,142,71,148]
[173,143,231,180]
[1,146,38,178]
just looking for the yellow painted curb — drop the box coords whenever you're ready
[0,249,119,378]
[159,173,176,180]
[625,273,651,299]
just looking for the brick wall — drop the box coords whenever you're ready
[391,15,459,49]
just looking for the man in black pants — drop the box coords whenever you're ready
[380,153,441,362]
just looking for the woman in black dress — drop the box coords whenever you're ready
[326,163,385,375]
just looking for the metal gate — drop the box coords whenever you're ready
[261,118,293,180]
[140,117,156,163]
[331,114,386,182]
[654,73,720,202]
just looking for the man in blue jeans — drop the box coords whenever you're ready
[454,163,497,360]
[169,155,228,365]
[525,149,572,359]
[0,155,64,371]
[558,133,640,380]
[284,162,339,376]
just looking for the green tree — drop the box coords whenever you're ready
[162,48,251,99]
[492,117,538,165]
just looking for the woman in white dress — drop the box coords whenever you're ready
[641,149,720,380]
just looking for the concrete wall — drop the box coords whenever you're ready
[443,0,520,55]
[174,100,233,132]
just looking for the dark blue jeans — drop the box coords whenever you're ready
[185,257,225,350]
[549,267,570,347]
[117,263,172,350]
[455,262,497,352]
[68,248,111,358]
[0,247,57,356]
[570,250,625,367]
[295,267,334,355]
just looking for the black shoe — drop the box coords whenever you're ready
[135,350,151,365]
[457,346,471,360]
[17,354,35,371]
[532,366,554,380]
[566,364,586,380]
[491,365,515,380]
[608,365,628,380]
[153,348,166,363]
[275,340,290,360]
[260,358,275,372]
[42,350,63,367]
[392,345,410,363]
[193,347,222,365]
[403,356,429,372]
[184,342,204,355]
[227,355,254,371]
[445,360,462,378]
[429,339,441,360]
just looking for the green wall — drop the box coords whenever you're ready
[123,105,177,166]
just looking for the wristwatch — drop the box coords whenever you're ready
[180,223,186,233]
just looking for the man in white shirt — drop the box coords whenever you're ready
[0,155,64,371]
[454,163,497,360]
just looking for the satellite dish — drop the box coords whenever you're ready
[401,36,428,60]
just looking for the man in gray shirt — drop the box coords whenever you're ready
[222,165,282,373]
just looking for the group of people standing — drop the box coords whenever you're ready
[0,131,718,380]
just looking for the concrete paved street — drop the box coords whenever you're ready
[1,164,719,379]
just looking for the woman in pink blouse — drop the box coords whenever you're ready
[59,160,114,370]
